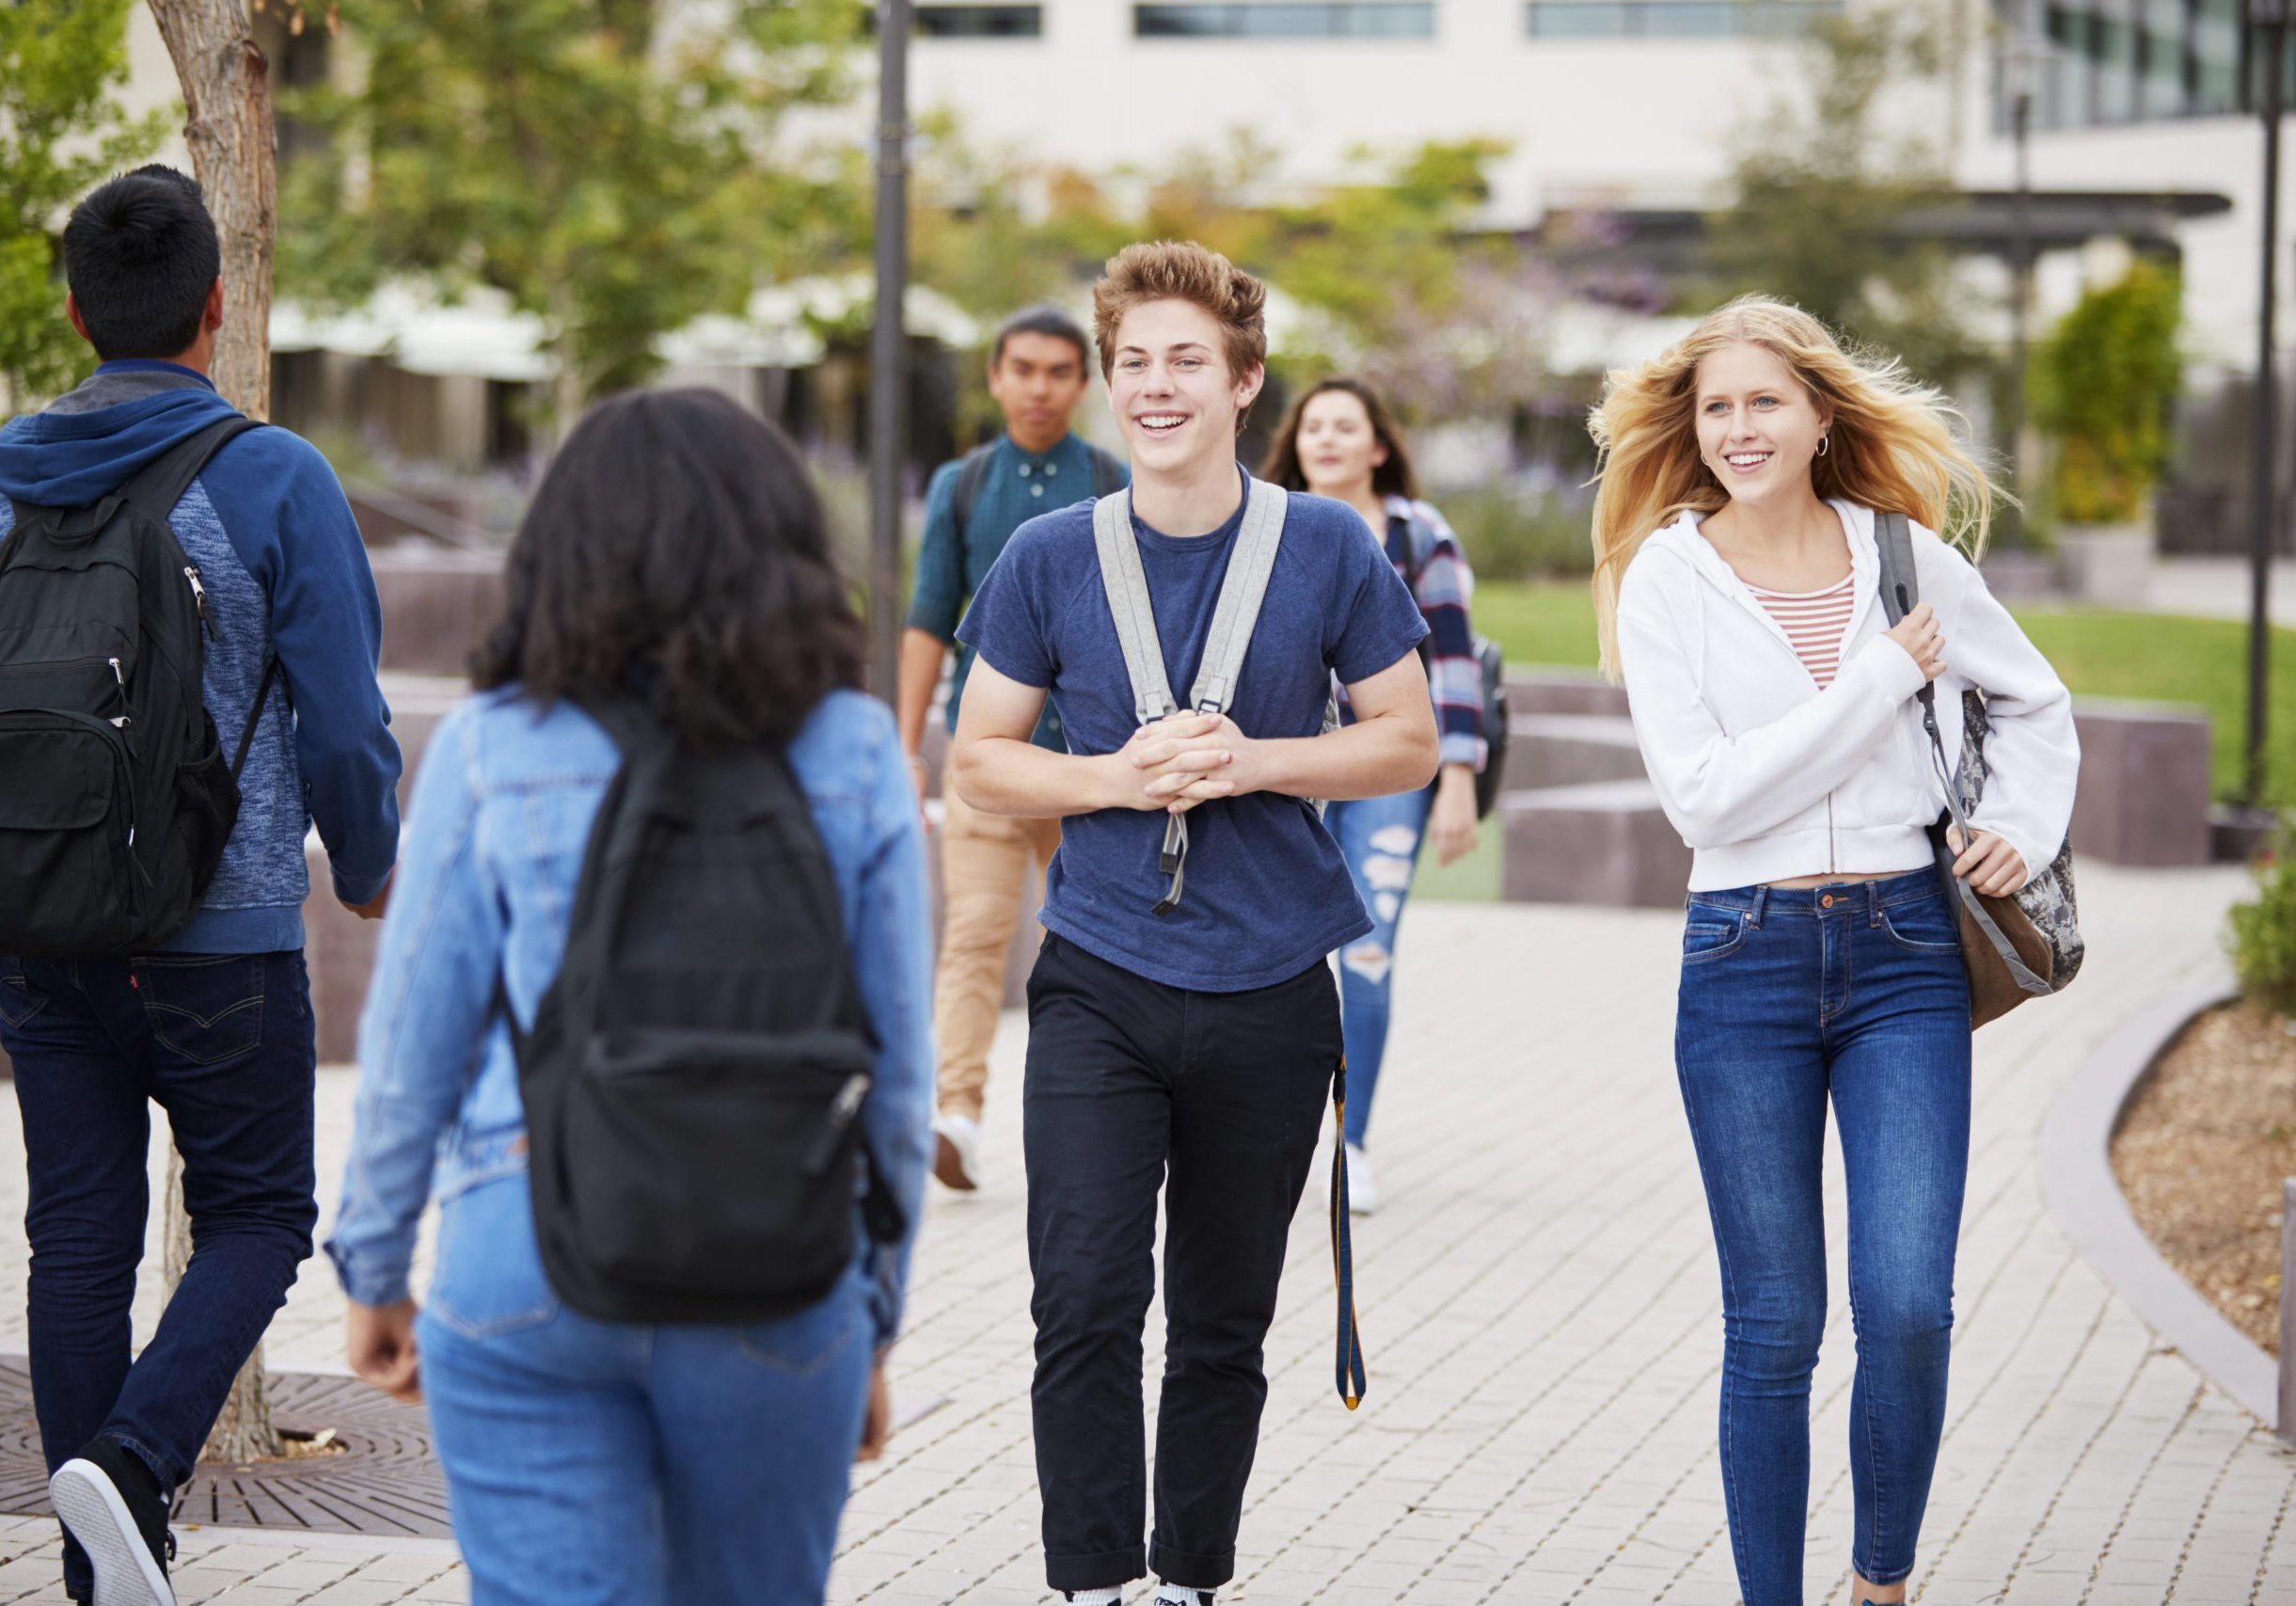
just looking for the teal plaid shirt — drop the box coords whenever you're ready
[908,432,1123,750]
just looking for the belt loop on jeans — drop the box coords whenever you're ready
[1749,885,1768,928]
[1867,879,1884,926]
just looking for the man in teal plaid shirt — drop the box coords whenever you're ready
[896,305,1124,1192]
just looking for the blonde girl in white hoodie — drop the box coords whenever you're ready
[1590,297,2077,1606]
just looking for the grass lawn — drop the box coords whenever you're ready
[1471,580,2296,808]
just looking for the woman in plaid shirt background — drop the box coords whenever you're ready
[1262,377,1489,1216]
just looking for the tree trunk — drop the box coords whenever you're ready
[145,0,282,1466]
[549,291,583,455]
[146,0,275,421]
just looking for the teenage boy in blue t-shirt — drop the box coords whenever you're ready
[951,242,1437,1606]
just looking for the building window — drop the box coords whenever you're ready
[1134,5,1437,39]
[907,4,1044,34]
[2017,0,2259,127]
[1525,2,1839,40]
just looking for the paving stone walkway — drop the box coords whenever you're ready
[0,861,2288,1602]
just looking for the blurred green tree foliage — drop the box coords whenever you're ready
[0,0,166,405]
[2033,262,2182,526]
[1705,3,1982,389]
[911,131,1551,429]
[277,0,865,436]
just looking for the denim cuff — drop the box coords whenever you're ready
[325,1234,412,1310]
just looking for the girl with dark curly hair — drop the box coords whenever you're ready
[325,390,933,1605]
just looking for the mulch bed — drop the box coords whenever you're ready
[2111,1000,2296,1357]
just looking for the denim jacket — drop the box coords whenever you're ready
[325,686,935,1346]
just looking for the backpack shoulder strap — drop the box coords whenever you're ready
[1092,487,1179,724]
[950,441,998,541]
[1397,500,1433,595]
[1875,509,1918,626]
[119,416,263,526]
[1187,477,1288,715]
[1088,446,1126,500]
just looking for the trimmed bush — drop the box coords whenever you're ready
[2034,262,2183,527]
[2227,825,2296,1013]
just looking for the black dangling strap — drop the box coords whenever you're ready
[1330,1056,1366,1409]
[229,658,283,780]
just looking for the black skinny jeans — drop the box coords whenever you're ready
[1022,931,1339,1593]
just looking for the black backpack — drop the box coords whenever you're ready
[0,416,277,958]
[1397,508,1510,819]
[511,694,904,1325]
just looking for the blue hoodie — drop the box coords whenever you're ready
[0,360,402,954]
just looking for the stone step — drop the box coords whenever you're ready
[372,547,506,678]
[1498,778,1691,909]
[2068,699,2213,867]
[1503,667,1629,719]
[1504,712,1646,792]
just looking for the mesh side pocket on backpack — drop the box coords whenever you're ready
[175,712,242,898]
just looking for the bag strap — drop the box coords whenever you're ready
[1089,446,1127,500]
[1329,1056,1367,1409]
[1189,479,1287,713]
[950,441,998,543]
[1092,479,1290,915]
[119,416,264,527]
[229,658,283,781]
[1876,512,2051,999]
[1397,501,1429,596]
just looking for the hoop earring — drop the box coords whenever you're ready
[1816,434,1830,457]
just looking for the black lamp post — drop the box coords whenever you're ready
[869,0,912,700]
[2247,0,2289,809]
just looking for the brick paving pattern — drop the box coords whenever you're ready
[0,861,2287,1601]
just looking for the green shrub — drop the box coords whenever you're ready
[2227,826,2296,1012]
[2033,262,2182,527]
[1433,482,1596,582]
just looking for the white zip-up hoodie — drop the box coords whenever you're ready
[1616,500,2078,892]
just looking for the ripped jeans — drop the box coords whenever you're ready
[1326,782,1433,1150]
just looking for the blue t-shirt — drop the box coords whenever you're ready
[956,471,1429,992]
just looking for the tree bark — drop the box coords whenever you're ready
[144,0,282,1465]
[146,0,275,421]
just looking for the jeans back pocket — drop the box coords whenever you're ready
[137,953,265,1065]
[0,963,45,1030]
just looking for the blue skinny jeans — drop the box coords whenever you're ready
[416,1173,873,1605]
[1327,783,1434,1150]
[1672,869,1971,1605]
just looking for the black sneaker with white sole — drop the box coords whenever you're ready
[50,1438,176,1606]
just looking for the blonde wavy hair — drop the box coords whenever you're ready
[1586,295,1998,678]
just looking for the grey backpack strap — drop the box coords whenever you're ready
[1188,479,1287,715]
[1093,488,1178,724]
[1875,509,1919,625]
[1093,479,1294,916]
[1094,488,1191,914]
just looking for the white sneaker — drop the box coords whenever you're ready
[932,1111,982,1192]
[1345,1142,1379,1215]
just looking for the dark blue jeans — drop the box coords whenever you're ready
[0,952,316,1598]
[1672,871,1971,1605]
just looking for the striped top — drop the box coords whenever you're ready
[1747,572,1859,688]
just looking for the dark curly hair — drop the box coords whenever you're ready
[472,389,864,749]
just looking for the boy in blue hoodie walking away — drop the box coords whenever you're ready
[0,167,402,1606]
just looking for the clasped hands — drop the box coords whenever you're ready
[1113,709,1262,815]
